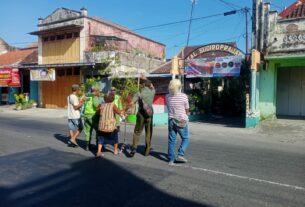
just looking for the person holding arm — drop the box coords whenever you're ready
[67,84,86,147]
[129,74,155,157]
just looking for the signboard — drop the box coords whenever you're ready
[185,56,242,78]
[30,68,56,81]
[0,68,21,87]
[186,43,244,60]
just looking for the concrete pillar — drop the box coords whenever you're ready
[250,70,256,112]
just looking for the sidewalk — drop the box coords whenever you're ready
[0,105,67,118]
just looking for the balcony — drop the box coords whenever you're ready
[83,50,165,76]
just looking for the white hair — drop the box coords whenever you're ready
[168,79,182,95]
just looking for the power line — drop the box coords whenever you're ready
[132,9,243,31]
[215,0,243,9]
[0,8,244,48]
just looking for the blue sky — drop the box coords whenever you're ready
[0,0,296,58]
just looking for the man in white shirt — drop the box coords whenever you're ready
[67,84,85,147]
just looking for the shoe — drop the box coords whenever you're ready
[96,152,104,158]
[129,150,136,158]
[168,161,175,166]
[67,140,78,148]
[176,156,188,163]
[85,144,89,151]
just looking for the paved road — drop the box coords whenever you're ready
[0,114,304,207]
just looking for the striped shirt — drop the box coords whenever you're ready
[166,92,189,121]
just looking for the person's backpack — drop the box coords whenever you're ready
[139,97,153,118]
[98,103,116,132]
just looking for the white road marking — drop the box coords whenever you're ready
[176,164,305,191]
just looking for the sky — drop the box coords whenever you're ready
[0,0,297,58]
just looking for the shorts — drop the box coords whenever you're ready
[98,129,119,145]
[68,118,83,132]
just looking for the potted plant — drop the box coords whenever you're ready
[113,78,138,123]
[14,93,26,110]
[15,102,22,111]
[29,99,37,108]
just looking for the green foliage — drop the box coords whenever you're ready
[91,43,117,52]
[188,92,204,113]
[112,78,138,100]
[14,93,26,104]
[96,55,121,76]
[14,94,37,110]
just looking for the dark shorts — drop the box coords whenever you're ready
[98,128,119,145]
[68,118,83,132]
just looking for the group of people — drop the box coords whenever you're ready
[67,76,190,165]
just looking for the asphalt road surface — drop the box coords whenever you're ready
[0,114,304,207]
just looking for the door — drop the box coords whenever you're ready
[41,68,80,108]
[277,68,305,117]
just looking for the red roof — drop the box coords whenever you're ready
[0,48,37,67]
[279,0,305,19]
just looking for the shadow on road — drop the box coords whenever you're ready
[0,148,213,207]
[54,133,98,155]
[193,115,244,128]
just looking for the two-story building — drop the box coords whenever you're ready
[24,7,165,108]
[258,0,305,119]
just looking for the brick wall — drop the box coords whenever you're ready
[85,18,165,59]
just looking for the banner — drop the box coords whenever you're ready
[30,68,56,81]
[185,56,242,78]
[0,68,21,87]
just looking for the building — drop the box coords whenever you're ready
[0,46,38,104]
[150,43,246,126]
[0,38,18,55]
[26,7,165,108]
[255,0,305,120]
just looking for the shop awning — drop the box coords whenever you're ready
[265,53,305,60]
[19,62,95,69]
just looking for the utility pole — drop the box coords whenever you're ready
[182,0,197,91]
[245,7,249,61]
[186,0,197,47]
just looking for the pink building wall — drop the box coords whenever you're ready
[84,18,165,59]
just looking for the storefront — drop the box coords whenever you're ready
[151,43,247,126]
[25,63,95,108]
[257,2,305,120]
[0,68,21,104]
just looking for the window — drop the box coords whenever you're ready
[66,68,73,76]
[73,68,80,75]
[73,32,79,38]
[66,33,73,39]
[57,69,65,77]
[56,34,65,40]
[43,37,49,42]
[50,36,56,41]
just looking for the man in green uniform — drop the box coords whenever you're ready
[83,87,101,151]
[129,76,155,157]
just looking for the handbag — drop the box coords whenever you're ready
[173,118,187,128]
[98,103,116,133]
[139,97,153,118]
